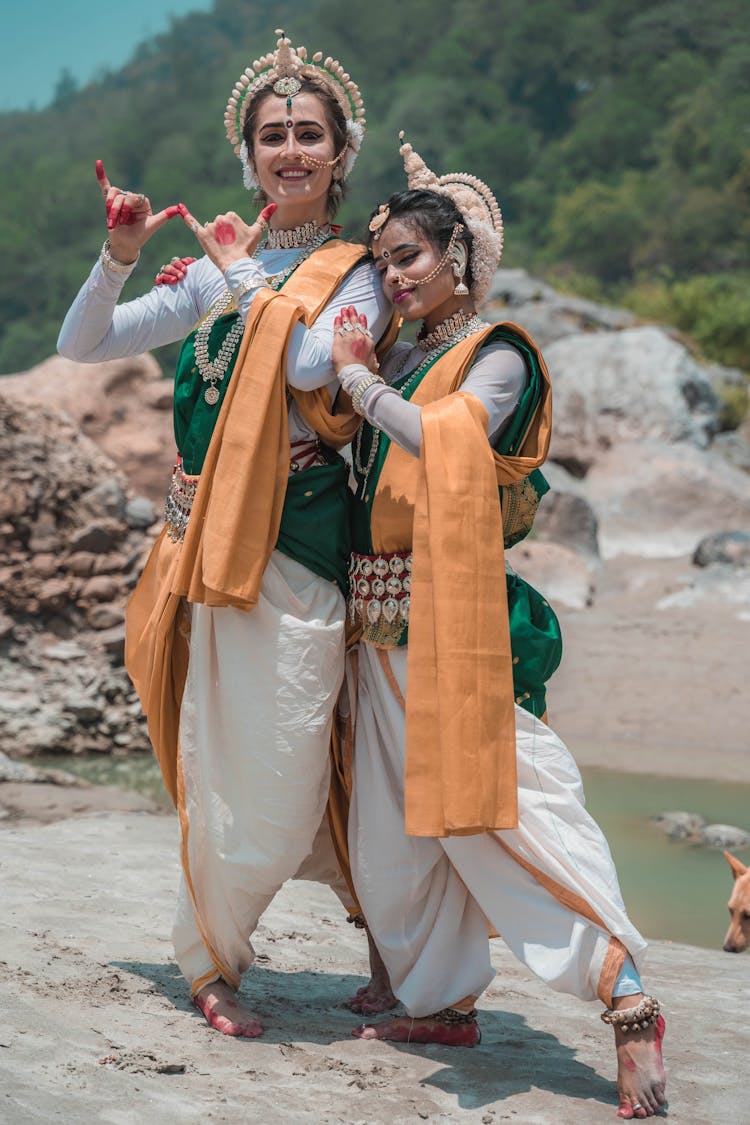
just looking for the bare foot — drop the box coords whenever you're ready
[614,1002,667,1118]
[352,1014,480,1047]
[192,979,264,1038]
[345,930,398,1014]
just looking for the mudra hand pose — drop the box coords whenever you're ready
[329,136,667,1120]
[58,30,394,1039]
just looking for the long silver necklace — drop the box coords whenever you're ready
[353,316,489,492]
[195,227,331,405]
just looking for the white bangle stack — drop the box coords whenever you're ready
[349,373,385,415]
[100,239,139,274]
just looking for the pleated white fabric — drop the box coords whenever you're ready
[349,642,648,1018]
[173,550,346,991]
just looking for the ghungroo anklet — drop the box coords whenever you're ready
[601,995,661,1033]
[430,1006,478,1025]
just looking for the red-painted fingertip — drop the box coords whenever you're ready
[177,203,188,216]
[261,203,278,220]
[165,205,181,219]
[95,159,105,181]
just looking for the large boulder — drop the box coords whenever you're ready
[485,268,636,347]
[693,531,750,568]
[0,353,174,501]
[545,326,722,471]
[580,439,750,558]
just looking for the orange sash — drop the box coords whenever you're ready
[370,323,552,836]
[125,240,372,802]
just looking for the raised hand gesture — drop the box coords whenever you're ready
[178,204,277,273]
[96,159,182,264]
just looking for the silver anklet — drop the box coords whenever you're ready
[601,994,661,1033]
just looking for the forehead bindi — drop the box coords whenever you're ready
[255,92,328,133]
[374,219,427,260]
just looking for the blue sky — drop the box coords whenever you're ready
[0,0,213,112]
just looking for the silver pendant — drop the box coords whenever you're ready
[204,384,220,406]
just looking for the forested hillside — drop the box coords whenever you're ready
[0,0,747,373]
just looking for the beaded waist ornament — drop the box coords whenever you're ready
[164,441,324,543]
[164,457,199,543]
[349,550,411,646]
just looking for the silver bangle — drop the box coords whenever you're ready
[101,239,139,274]
[350,374,385,415]
[229,277,262,302]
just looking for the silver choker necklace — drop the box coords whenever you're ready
[265,221,325,249]
[417,308,478,352]
[195,227,331,405]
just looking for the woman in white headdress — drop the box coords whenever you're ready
[327,136,667,1120]
[57,31,396,1038]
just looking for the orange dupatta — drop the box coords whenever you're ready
[125,240,367,802]
[369,323,552,836]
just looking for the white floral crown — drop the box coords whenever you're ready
[224,30,367,190]
[395,131,504,303]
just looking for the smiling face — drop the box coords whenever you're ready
[250,91,338,224]
[372,217,471,331]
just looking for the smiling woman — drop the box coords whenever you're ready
[55,28,395,1042]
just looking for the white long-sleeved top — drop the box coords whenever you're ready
[340,337,528,458]
[58,247,392,445]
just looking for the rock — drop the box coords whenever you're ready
[44,641,87,662]
[97,624,127,662]
[0,749,45,782]
[92,552,130,576]
[485,268,636,347]
[650,811,707,840]
[546,327,723,471]
[64,694,104,723]
[68,521,123,554]
[0,481,28,521]
[80,575,122,602]
[699,823,750,849]
[533,490,600,559]
[29,510,60,553]
[0,612,15,640]
[581,440,750,559]
[30,553,59,579]
[0,353,174,502]
[693,531,750,568]
[78,478,127,521]
[65,551,97,577]
[37,577,74,612]
[87,605,125,631]
[125,496,157,529]
[508,540,596,610]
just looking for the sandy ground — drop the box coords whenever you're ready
[534,555,750,782]
[0,809,747,1125]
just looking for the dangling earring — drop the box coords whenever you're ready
[451,242,469,296]
[331,169,343,197]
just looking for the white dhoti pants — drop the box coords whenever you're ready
[172,550,347,993]
[349,643,648,1018]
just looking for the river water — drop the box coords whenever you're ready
[38,753,750,952]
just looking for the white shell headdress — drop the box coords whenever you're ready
[398,131,504,304]
[225,30,367,189]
